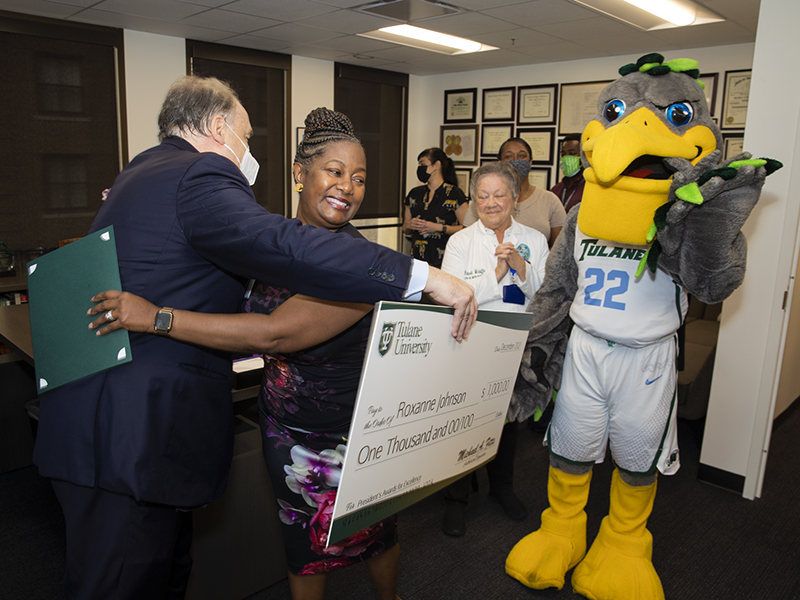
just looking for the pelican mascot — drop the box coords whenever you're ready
[505,53,781,600]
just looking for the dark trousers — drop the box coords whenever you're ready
[51,479,193,600]
[445,421,518,503]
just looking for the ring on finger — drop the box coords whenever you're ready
[105,310,116,322]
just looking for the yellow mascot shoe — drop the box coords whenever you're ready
[571,469,664,600]
[571,517,664,600]
[506,509,587,589]
[505,467,591,590]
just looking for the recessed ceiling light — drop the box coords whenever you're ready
[572,0,723,30]
[358,24,497,55]
[623,0,695,26]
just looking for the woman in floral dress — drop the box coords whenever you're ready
[90,108,400,600]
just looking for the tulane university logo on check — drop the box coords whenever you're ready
[379,322,396,356]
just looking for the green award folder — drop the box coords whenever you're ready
[26,226,132,393]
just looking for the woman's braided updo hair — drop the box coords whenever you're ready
[294,107,363,172]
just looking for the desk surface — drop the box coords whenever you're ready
[0,304,33,365]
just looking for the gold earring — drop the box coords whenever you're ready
[294,182,303,193]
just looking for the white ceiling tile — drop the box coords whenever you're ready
[176,0,233,6]
[0,1,80,19]
[480,0,599,26]
[66,8,233,40]
[447,0,530,10]
[698,0,760,22]
[532,15,639,39]
[297,8,398,34]
[332,55,406,70]
[461,48,548,68]
[271,44,349,61]
[511,39,601,60]
[180,9,282,33]
[47,0,102,7]
[248,22,341,44]
[309,0,374,8]
[369,46,482,71]
[311,35,397,54]
[737,18,758,34]
[214,32,293,51]
[159,22,240,41]
[89,0,206,21]
[360,44,459,67]
[475,27,566,48]
[223,0,335,21]
[359,44,436,62]
[649,20,755,48]
[416,12,519,36]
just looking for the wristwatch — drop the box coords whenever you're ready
[153,307,174,335]
[442,224,447,235]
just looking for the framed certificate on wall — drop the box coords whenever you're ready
[722,133,744,160]
[721,70,751,129]
[698,73,718,116]
[517,84,558,126]
[559,80,612,135]
[482,87,515,122]
[455,168,472,196]
[440,125,479,165]
[529,167,551,190]
[481,123,514,157]
[444,88,477,124]
[517,127,555,166]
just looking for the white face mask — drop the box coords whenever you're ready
[225,122,260,186]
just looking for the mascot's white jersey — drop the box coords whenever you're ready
[570,227,688,348]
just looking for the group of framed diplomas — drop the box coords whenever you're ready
[440,81,604,191]
[697,70,750,160]
[439,69,751,190]
[441,84,562,169]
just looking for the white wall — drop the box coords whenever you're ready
[290,57,335,217]
[123,31,186,159]
[702,0,800,499]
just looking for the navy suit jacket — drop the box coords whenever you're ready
[33,137,411,507]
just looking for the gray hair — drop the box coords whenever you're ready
[157,75,239,141]
[470,161,521,200]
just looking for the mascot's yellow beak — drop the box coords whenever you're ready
[578,106,716,245]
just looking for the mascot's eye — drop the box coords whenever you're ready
[666,102,693,126]
[605,99,626,122]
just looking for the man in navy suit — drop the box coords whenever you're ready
[33,76,476,600]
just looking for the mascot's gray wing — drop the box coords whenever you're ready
[509,208,578,422]
[655,151,780,304]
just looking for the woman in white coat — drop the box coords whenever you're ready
[439,161,549,536]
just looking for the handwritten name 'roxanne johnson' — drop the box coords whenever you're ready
[396,391,467,420]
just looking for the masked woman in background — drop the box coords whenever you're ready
[402,147,468,268]
[90,108,402,600]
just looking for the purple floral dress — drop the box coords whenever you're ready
[243,224,398,576]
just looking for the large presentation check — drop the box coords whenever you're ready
[328,302,532,546]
